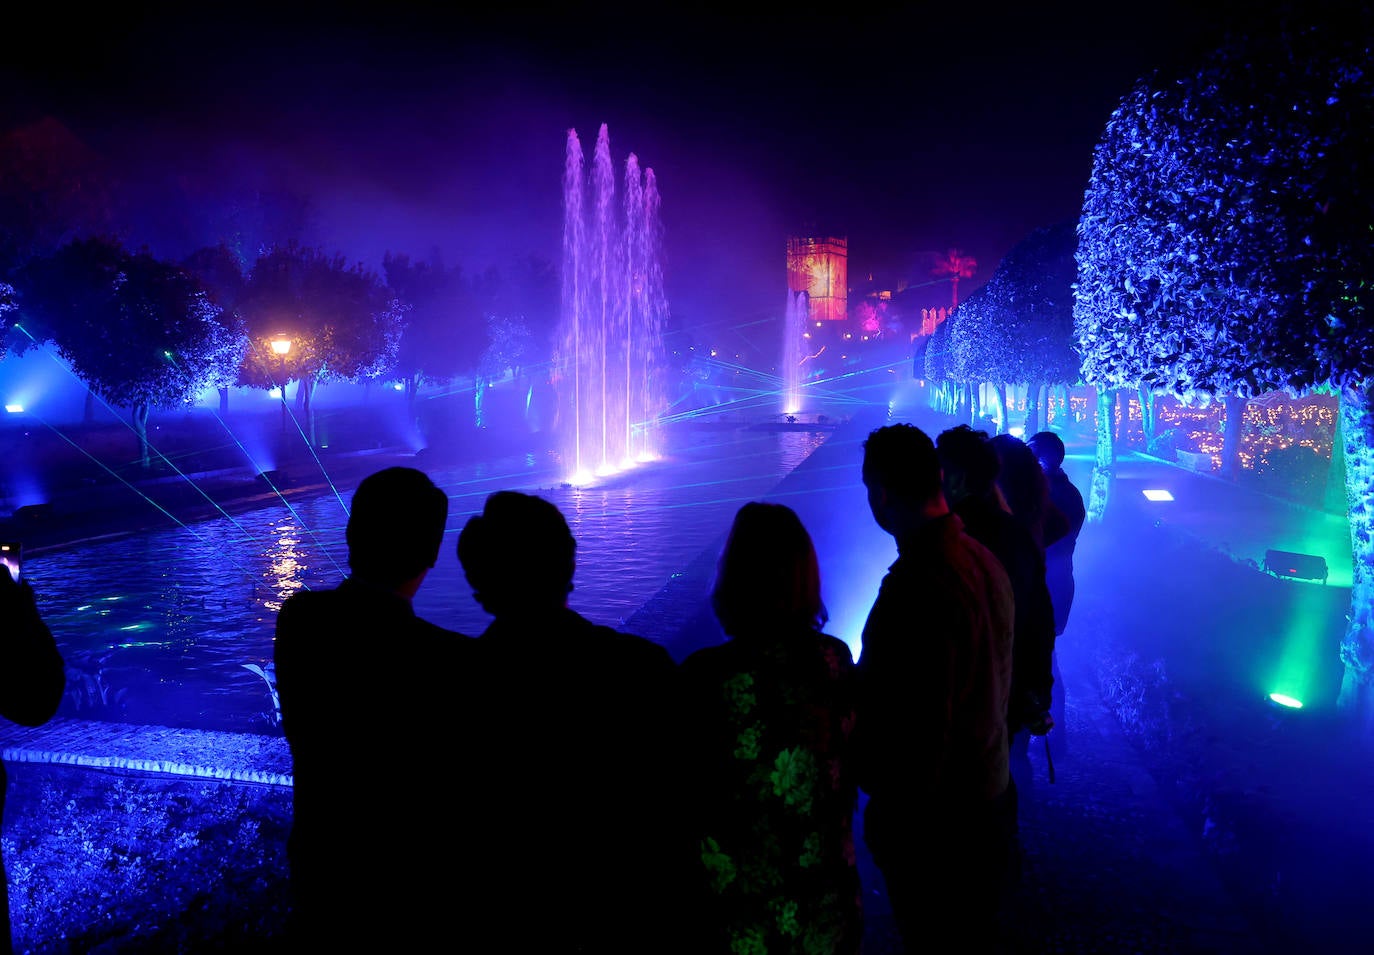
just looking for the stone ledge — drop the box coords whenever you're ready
[0,717,292,788]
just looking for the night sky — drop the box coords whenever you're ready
[1,4,1248,332]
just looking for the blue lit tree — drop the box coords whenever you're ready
[1074,70,1275,516]
[933,222,1082,435]
[182,244,251,417]
[1074,8,1374,724]
[16,238,226,467]
[922,313,957,415]
[945,276,1013,432]
[975,221,1082,435]
[925,304,984,426]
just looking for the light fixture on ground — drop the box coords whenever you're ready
[1262,549,1329,583]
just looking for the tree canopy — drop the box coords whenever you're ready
[239,243,402,391]
[985,221,1081,390]
[1075,7,1374,401]
[17,237,228,464]
[382,252,485,394]
[1074,4,1374,725]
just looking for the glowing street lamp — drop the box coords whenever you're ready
[271,337,292,434]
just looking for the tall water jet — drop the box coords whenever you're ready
[556,124,669,482]
[782,290,808,415]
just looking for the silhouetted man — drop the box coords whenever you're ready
[0,566,65,955]
[853,423,1017,951]
[1028,430,1087,756]
[457,490,699,954]
[1028,430,1087,638]
[274,466,472,951]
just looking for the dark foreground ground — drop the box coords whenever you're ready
[3,397,1373,953]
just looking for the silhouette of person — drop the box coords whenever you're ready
[0,565,65,955]
[986,431,1065,778]
[680,501,862,955]
[1026,431,1086,639]
[456,490,699,955]
[273,466,472,951]
[990,432,1070,556]
[938,426,1057,746]
[852,424,1017,951]
[1028,431,1087,754]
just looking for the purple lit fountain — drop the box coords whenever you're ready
[556,124,669,483]
[782,290,808,416]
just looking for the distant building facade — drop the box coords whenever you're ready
[786,236,847,322]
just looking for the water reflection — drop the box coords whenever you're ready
[30,427,832,735]
[262,521,309,612]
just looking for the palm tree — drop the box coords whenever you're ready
[931,248,978,309]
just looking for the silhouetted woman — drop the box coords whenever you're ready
[681,501,862,955]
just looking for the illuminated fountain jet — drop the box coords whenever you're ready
[782,290,808,416]
[556,124,669,484]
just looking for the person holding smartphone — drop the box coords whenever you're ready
[0,543,66,955]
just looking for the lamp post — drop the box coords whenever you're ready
[270,337,292,434]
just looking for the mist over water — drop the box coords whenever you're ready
[556,124,669,482]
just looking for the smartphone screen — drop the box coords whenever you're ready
[0,542,21,582]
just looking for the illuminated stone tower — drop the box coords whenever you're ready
[786,236,847,323]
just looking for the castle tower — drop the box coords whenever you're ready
[786,236,847,323]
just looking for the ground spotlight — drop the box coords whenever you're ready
[1262,549,1329,583]
[1267,692,1303,710]
[1142,488,1174,502]
[5,403,23,413]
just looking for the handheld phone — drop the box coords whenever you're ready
[0,542,21,582]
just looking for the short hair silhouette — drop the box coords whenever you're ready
[711,501,827,638]
[345,466,448,587]
[1027,431,1067,469]
[862,423,942,501]
[457,490,576,614]
[936,424,1001,497]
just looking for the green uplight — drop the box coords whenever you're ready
[1268,692,1304,709]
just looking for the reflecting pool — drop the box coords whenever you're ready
[32,426,832,734]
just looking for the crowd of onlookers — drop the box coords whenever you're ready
[0,420,1084,955]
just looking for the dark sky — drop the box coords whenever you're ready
[1,4,1246,329]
